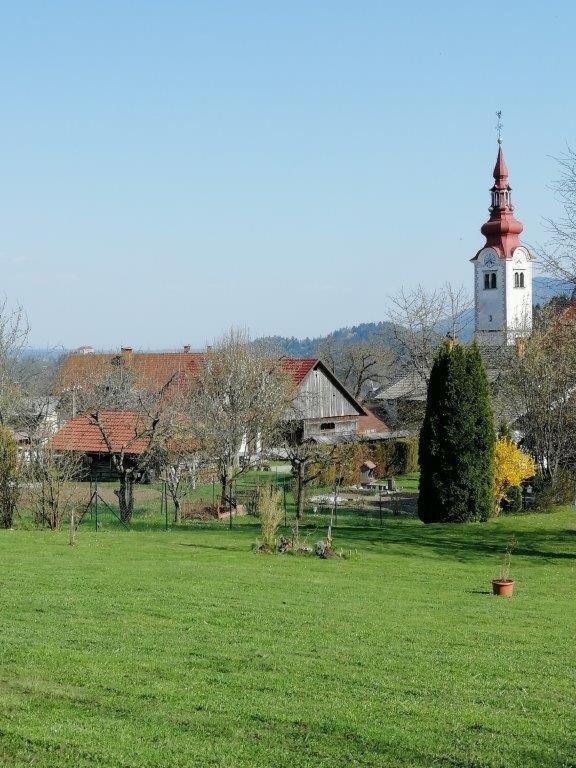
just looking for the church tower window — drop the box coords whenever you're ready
[484,272,497,290]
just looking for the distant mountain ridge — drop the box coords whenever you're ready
[257,276,573,355]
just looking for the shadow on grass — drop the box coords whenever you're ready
[79,499,576,565]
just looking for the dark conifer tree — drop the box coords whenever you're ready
[418,341,495,523]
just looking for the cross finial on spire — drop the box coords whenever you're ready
[495,110,503,145]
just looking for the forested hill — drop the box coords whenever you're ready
[256,321,399,357]
[257,276,572,356]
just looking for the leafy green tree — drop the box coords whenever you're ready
[418,341,495,523]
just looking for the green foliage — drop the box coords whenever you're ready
[315,443,373,487]
[532,470,576,510]
[373,438,418,477]
[418,341,495,523]
[0,426,19,528]
[501,485,523,515]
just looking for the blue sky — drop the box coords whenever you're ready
[0,1,574,349]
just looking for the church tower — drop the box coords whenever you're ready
[472,141,533,347]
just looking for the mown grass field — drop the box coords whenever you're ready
[1,506,575,767]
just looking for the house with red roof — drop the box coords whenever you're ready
[51,347,366,469]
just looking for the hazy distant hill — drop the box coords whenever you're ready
[23,277,574,359]
[257,276,573,355]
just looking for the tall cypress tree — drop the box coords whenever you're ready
[418,341,495,523]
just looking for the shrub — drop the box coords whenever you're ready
[25,449,82,530]
[257,484,283,552]
[315,444,373,487]
[373,438,418,478]
[501,485,523,515]
[418,341,495,523]
[180,499,219,520]
[493,438,535,516]
[532,470,576,510]
[0,426,19,528]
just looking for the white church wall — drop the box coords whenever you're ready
[474,247,506,346]
[504,247,533,342]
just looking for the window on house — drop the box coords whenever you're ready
[320,422,335,431]
[520,272,525,288]
[491,272,497,289]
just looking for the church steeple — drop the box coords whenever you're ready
[472,119,533,348]
[480,143,524,258]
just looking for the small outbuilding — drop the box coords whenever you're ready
[360,460,377,486]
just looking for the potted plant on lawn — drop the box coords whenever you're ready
[492,538,516,596]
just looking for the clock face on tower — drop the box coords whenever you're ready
[484,253,496,268]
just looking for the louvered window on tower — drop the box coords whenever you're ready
[484,272,497,290]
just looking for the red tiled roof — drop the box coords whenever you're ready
[54,351,203,393]
[55,350,318,393]
[358,408,390,436]
[50,411,150,454]
[279,358,317,384]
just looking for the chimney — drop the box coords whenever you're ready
[121,346,133,362]
[183,344,190,353]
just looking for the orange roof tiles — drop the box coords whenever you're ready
[279,358,317,384]
[50,411,150,454]
[55,350,318,393]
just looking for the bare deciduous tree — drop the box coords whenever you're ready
[184,328,294,518]
[315,336,392,402]
[0,298,30,426]
[387,283,473,385]
[501,305,576,481]
[24,448,83,530]
[71,359,177,523]
[539,147,576,288]
[279,421,349,521]
[159,431,207,524]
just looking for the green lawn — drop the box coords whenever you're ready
[1,509,575,767]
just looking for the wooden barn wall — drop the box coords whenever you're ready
[293,368,359,420]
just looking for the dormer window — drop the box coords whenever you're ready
[484,272,497,290]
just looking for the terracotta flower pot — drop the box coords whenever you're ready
[492,579,515,597]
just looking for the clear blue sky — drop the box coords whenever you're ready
[0,1,574,350]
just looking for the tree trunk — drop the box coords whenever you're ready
[115,472,134,524]
[173,496,181,524]
[295,463,305,520]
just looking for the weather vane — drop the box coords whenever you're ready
[495,110,503,144]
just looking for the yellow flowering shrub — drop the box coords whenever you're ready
[493,438,536,516]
